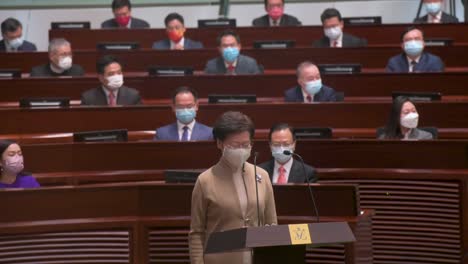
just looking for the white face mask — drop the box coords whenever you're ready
[106,74,124,90]
[2,154,24,175]
[400,112,419,129]
[271,146,293,164]
[8,37,23,49]
[58,56,72,71]
[324,26,342,40]
[222,146,251,169]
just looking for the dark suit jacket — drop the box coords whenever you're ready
[386,52,445,73]
[252,14,302,26]
[81,86,142,106]
[414,12,459,23]
[101,17,150,29]
[30,63,84,77]
[313,33,368,48]
[284,85,337,102]
[259,159,317,183]
[152,38,204,50]
[154,121,213,141]
[0,39,37,52]
[204,54,262,75]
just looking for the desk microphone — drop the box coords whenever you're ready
[253,152,261,226]
[283,150,320,222]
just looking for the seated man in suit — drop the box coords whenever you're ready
[0,18,37,52]
[81,55,142,106]
[252,0,302,27]
[285,61,337,102]
[259,123,316,184]
[155,86,213,141]
[386,27,444,73]
[313,8,367,48]
[101,0,149,29]
[414,0,459,23]
[152,13,203,50]
[204,30,262,75]
[30,38,84,77]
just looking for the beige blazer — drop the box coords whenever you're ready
[189,160,277,264]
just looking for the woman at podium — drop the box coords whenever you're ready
[189,111,277,264]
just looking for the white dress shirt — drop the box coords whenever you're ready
[407,56,421,72]
[101,86,119,105]
[269,17,282,26]
[272,157,294,184]
[428,11,442,23]
[302,89,314,103]
[170,37,185,50]
[177,119,195,141]
[330,33,343,48]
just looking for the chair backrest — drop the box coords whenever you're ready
[376,127,438,139]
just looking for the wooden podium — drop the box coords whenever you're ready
[205,222,355,264]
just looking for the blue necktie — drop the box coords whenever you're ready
[181,126,189,141]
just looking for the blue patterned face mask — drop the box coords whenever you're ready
[404,40,424,57]
[176,107,196,124]
[222,47,240,62]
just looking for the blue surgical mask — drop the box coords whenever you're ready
[223,47,240,63]
[8,37,23,49]
[176,107,196,124]
[404,40,424,57]
[425,2,441,15]
[271,146,293,164]
[304,79,322,95]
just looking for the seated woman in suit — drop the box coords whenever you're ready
[189,111,277,264]
[379,96,433,140]
[0,140,40,188]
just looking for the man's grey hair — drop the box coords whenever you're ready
[296,61,317,78]
[48,38,71,54]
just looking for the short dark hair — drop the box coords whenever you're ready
[164,13,184,27]
[320,8,342,23]
[213,111,255,141]
[0,139,17,157]
[381,96,415,139]
[172,86,198,103]
[264,0,284,7]
[268,123,296,142]
[1,18,22,35]
[216,30,241,46]
[96,55,122,74]
[400,26,423,42]
[112,0,131,11]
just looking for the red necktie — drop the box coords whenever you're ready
[306,95,312,103]
[227,64,235,74]
[277,165,287,184]
[332,41,338,47]
[108,91,116,106]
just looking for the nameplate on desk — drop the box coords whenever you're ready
[73,129,128,143]
[148,66,194,76]
[97,42,140,50]
[253,40,295,49]
[392,91,442,102]
[343,16,382,25]
[208,94,256,104]
[0,69,21,78]
[294,127,332,139]
[425,38,453,47]
[19,97,70,108]
[51,22,91,29]
[318,64,361,74]
[198,19,236,28]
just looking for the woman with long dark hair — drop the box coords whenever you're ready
[379,96,433,140]
[0,140,40,188]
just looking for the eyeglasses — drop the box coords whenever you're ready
[270,142,293,148]
[225,142,252,149]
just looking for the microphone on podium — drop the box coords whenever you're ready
[283,150,320,222]
[253,152,261,226]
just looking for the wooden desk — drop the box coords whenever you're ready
[19,140,468,173]
[49,23,468,49]
[1,102,467,135]
[31,168,468,263]
[0,182,371,264]
[1,72,468,103]
[1,46,466,73]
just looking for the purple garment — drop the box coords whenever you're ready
[0,174,40,189]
